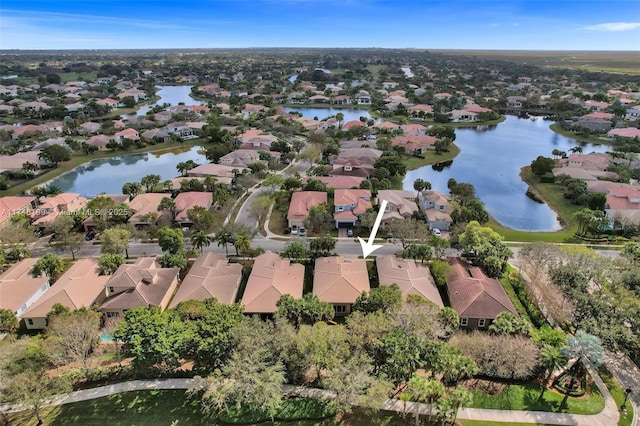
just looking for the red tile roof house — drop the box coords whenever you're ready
[330,148,383,178]
[99,257,180,319]
[287,191,328,230]
[607,127,640,140]
[31,193,88,229]
[333,189,372,229]
[446,257,518,330]
[173,191,213,226]
[376,255,443,307]
[114,128,140,142]
[241,251,304,314]
[392,135,437,155]
[605,186,640,226]
[169,252,243,308]
[127,193,168,226]
[313,256,370,316]
[22,258,109,329]
[301,176,364,190]
[0,258,51,319]
[0,195,37,228]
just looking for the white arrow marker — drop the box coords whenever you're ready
[358,199,388,259]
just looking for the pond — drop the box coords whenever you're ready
[122,85,198,119]
[403,116,609,231]
[284,106,373,123]
[49,146,207,197]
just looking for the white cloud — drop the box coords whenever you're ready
[583,22,640,32]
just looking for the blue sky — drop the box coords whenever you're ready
[1,0,639,50]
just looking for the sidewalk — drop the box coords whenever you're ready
[605,351,640,426]
[0,364,620,426]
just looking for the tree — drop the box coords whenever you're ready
[234,234,251,257]
[446,386,473,425]
[413,178,431,195]
[353,284,403,315]
[216,232,234,257]
[249,195,273,222]
[0,309,18,334]
[187,206,214,233]
[564,329,604,368]
[458,221,512,277]
[374,154,406,177]
[0,339,71,425]
[294,322,349,382]
[38,144,71,166]
[427,125,456,141]
[32,253,65,283]
[114,307,187,371]
[280,241,309,262]
[434,346,478,385]
[530,156,555,176]
[99,253,125,275]
[309,234,336,258]
[100,228,131,258]
[140,174,161,192]
[335,112,344,128]
[387,220,430,249]
[46,308,101,378]
[406,374,445,426]
[539,345,569,385]
[304,203,333,234]
[157,252,188,270]
[122,181,143,198]
[191,231,212,254]
[46,215,84,260]
[276,293,334,327]
[488,312,530,336]
[157,226,184,254]
[158,196,178,219]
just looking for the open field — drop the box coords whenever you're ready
[429,50,640,75]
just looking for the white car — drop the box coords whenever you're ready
[432,228,441,236]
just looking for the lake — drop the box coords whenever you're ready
[122,85,198,119]
[403,116,609,231]
[284,106,372,123]
[49,146,207,197]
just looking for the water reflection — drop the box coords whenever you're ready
[284,106,372,123]
[404,116,609,231]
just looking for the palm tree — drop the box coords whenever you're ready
[216,232,233,257]
[191,231,212,254]
[406,375,445,426]
[176,161,189,177]
[162,180,173,191]
[569,146,583,154]
[336,112,344,129]
[540,345,568,386]
[234,234,251,259]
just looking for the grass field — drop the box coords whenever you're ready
[403,143,461,171]
[597,366,634,426]
[548,123,609,146]
[429,50,640,75]
[469,381,605,415]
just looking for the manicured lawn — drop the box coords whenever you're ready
[219,397,336,423]
[268,205,288,235]
[548,123,609,146]
[460,421,548,426]
[469,381,604,415]
[403,143,461,171]
[597,366,634,426]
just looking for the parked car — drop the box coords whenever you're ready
[347,228,354,237]
[85,230,96,241]
[298,227,306,236]
[432,228,441,236]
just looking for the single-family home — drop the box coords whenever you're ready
[301,176,364,190]
[127,193,168,226]
[312,256,370,315]
[419,190,453,231]
[169,253,243,308]
[330,148,382,178]
[392,135,437,155]
[85,134,111,150]
[141,129,170,143]
[605,186,640,226]
[219,149,266,168]
[0,258,51,318]
[241,251,304,314]
[114,128,140,142]
[333,189,372,229]
[607,127,640,140]
[377,190,418,225]
[188,163,242,180]
[356,91,372,105]
[173,192,213,226]
[31,193,88,229]
[376,255,443,306]
[21,258,109,329]
[446,257,518,329]
[287,191,327,230]
[0,195,37,228]
[99,257,180,318]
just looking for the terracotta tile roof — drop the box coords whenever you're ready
[0,195,36,225]
[446,257,518,319]
[242,252,304,313]
[301,176,364,189]
[377,190,417,220]
[100,257,179,311]
[21,258,108,318]
[32,193,87,226]
[376,255,443,307]
[174,192,212,221]
[128,193,168,223]
[188,163,243,178]
[608,128,640,139]
[313,257,370,304]
[287,191,327,222]
[0,258,50,315]
[169,253,242,308]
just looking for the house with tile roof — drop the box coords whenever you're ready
[333,189,372,229]
[377,190,418,225]
[0,258,51,318]
[173,192,212,226]
[287,191,327,229]
[376,255,443,307]
[0,195,37,228]
[313,256,370,315]
[446,257,518,330]
[241,251,304,314]
[330,148,382,178]
[169,253,243,308]
[22,258,109,329]
[99,257,180,318]
[301,176,364,190]
[605,186,640,226]
[31,193,87,229]
[127,193,167,226]
[418,190,453,231]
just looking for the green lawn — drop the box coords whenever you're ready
[403,143,461,171]
[460,421,549,426]
[597,366,634,426]
[469,381,604,415]
[548,123,609,146]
